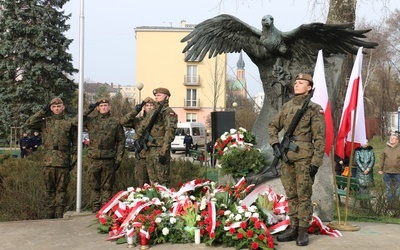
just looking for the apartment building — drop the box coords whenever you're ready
[134,20,227,126]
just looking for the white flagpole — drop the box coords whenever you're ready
[76,0,85,212]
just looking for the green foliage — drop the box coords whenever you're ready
[0,0,77,137]
[219,147,267,178]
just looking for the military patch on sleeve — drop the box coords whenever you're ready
[319,109,324,114]
[169,112,176,117]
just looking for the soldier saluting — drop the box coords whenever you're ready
[268,73,326,246]
[25,97,77,219]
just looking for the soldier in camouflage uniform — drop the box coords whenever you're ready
[84,98,126,213]
[120,97,155,187]
[268,73,326,246]
[135,88,178,186]
[25,97,77,219]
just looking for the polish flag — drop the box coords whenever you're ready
[311,50,334,155]
[335,47,367,159]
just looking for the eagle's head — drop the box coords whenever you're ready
[261,15,274,28]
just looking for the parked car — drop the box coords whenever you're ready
[125,129,135,152]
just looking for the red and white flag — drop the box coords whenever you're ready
[335,47,367,159]
[311,50,334,155]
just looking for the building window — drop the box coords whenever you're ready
[186,65,198,84]
[186,88,197,107]
[186,113,197,122]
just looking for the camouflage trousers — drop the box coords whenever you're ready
[135,157,150,188]
[87,158,115,211]
[145,146,171,186]
[280,159,314,228]
[43,166,70,215]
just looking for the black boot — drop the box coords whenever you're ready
[55,213,64,219]
[277,225,298,242]
[296,227,309,246]
[45,213,55,219]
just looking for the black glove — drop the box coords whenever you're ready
[272,143,281,158]
[42,104,51,113]
[158,155,167,165]
[88,102,100,111]
[135,103,143,113]
[310,165,318,177]
[114,161,121,171]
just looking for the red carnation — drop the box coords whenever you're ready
[247,229,254,238]
[258,234,265,241]
[99,217,107,225]
[240,221,247,229]
[148,226,155,233]
[267,238,274,248]
[251,242,259,249]
[226,221,232,226]
[201,210,207,217]
[200,229,205,235]
[254,221,261,229]
[229,228,236,234]
[237,232,244,239]
[210,232,215,238]
[218,210,225,216]
[216,220,221,227]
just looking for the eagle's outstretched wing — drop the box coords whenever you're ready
[282,22,378,63]
[181,14,264,62]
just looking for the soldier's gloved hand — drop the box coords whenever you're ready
[310,165,318,177]
[158,155,167,165]
[114,161,121,171]
[272,143,281,158]
[88,102,100,111]
[42,104,51,113]
[135,102,144,113]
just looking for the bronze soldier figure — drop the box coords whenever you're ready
[120,97,155,187]
[84,98,125,213]
[135,88,178,186]
[25,97,77,219]
[268,74,326,246]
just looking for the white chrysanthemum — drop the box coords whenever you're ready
[200,197,207,210]
[211,197,217,202]
[229,213,235,219]
[230,128,237,134]
[221,204,227,208]
[252,213,260,218]
[135,187,142,192]
[162,206,167,212]
[196,215,201,221]
[142,196,150,202]
[239,127,247,132]
[235,214,242,221]
[155,217,162,224]
[244,211,252,218]
[169,217,177,224]
[162,227,169,236]
[238,133,244,139]
[237,207,244,214]
[224,210,231,216]
[229,144,238,148]
[190,195,196,201]
[220,133,228,141]
[248,205,257,213]
[127,187,134,192]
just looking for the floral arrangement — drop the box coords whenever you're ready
[214,127,267,177]
[96,178,341,249]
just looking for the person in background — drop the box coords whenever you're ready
[19,131,31,158]
[135,87,178,186]
[354,139,375,207]
[268,73,326,246]
[378,133,400,204]
[83,98,126,214]
[31,130,42,152]
[183,131,194,157]
[25,97,77,219]
[120,97,155,187]
[334,154,349,176]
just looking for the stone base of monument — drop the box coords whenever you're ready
[327,221,360,231]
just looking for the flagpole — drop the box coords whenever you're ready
[330,147,341,224]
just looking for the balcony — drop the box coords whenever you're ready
[183,75,200,86]
[184,98,201,110]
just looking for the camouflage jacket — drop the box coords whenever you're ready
[135,100,178,155]
[120,109,140,129]
[84,108,125,161]
[25,110,77,167]
[268,94,326,167]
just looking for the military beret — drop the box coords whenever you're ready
[143,97,155,104]
[392,132,400,139]
[50,97,63,105]
[296,73,313,85]
[97,98,110,104]
[153,87,171,97]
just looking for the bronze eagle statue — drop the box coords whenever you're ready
[181,14,378,150]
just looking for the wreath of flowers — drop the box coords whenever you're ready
[96,179,342,249]
[214,127,267,177]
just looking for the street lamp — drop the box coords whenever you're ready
[232,102,238,111]
[137,82,144,103]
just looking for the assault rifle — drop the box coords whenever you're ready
[267,88,315,176]
[134,99,166,160]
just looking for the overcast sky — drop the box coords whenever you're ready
[63,0,399,97]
